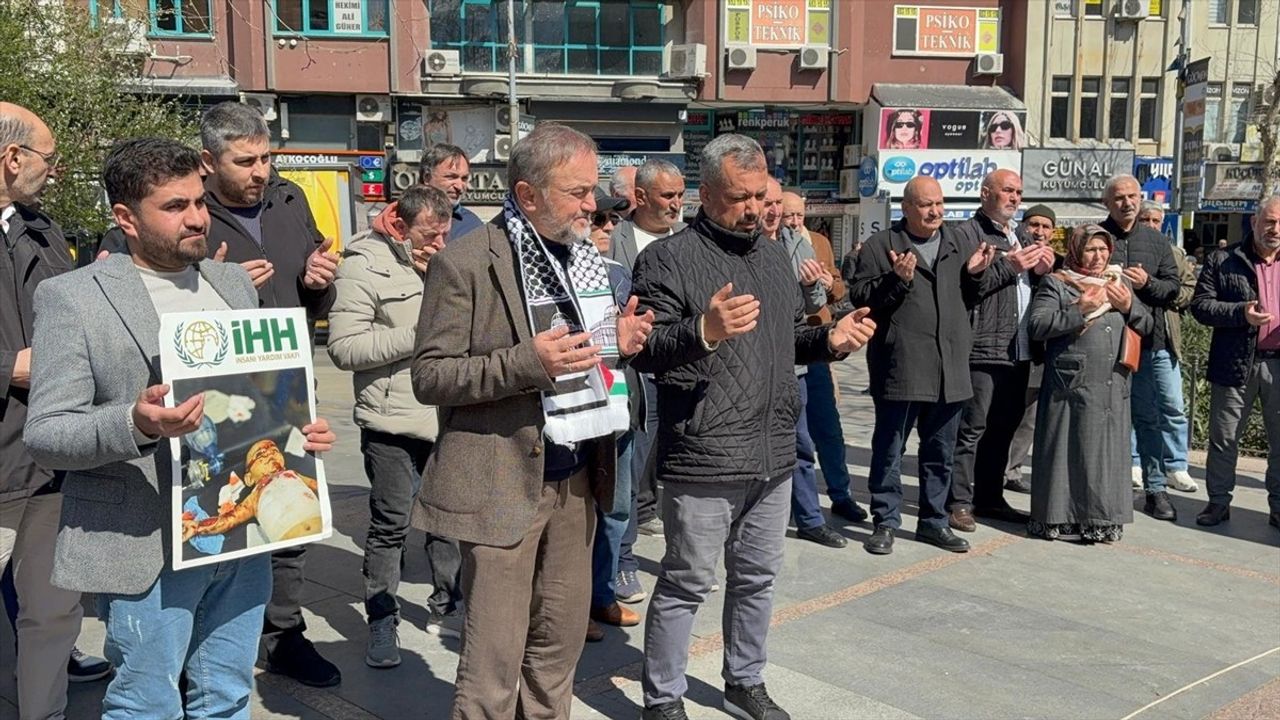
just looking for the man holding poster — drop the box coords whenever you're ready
[24,138,336,720]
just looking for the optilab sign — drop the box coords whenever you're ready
[878,150,1021,198]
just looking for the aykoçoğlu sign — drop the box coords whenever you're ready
[878,150,1021,198]
[1021,148,1135,199]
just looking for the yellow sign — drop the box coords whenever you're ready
[279,169,349,255]
[723,0,830,47]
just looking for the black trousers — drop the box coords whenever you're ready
[948,362,1032,512]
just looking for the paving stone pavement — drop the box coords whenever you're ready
[2,354,1276,720]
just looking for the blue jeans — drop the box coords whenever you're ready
[1131,349,1190,493]
[867,398,963,530]
[791,375,825,530]
[98,555,271,719]
[804,363,852,504]
[592,431,634,609]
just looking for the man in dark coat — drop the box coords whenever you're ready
[1098,175,1183,522]
[632,134,875,720]
[0,101,111,719]
[848,176,998,556]
[946,171,1055,533]
[196,101,341,686]
[1190,196,1280,529]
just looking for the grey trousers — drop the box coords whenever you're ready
[1205,358,1280,513]
[641,474,791,707]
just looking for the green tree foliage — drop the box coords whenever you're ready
[0,0,196,239]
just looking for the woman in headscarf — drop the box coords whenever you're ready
[1026,224,1154,543]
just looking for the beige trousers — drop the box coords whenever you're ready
[5,493,84,720]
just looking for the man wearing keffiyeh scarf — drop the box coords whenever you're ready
[410,122,654,719]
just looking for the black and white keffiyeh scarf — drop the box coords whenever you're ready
[502,195,628,444]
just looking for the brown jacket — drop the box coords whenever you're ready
[409,221,615,547]
[805,229,846,325]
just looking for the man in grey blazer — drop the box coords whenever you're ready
[25,137,336,719]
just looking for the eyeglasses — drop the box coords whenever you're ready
[19,145,59,167]
[893,122,916,129]
[988,121,1014,132]
[591,212,623,226]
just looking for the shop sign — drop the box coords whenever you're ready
[1021,148,1135,199]
[892,5,1000,58]
[1200,162,1264,213]
[724,0,832,48]
[597,153,687,175]
[857,156,878,197]
[877,107,1026,151]
[466,164,510,204]
[272,150,388,201]
[683,111,716,188]
[878,150,1021,198]
[1181,58,1210,211]
[1133,156,1174,206]
[333,0,364,34]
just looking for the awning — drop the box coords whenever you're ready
[871,84,1025,111]
[124,76,239,97]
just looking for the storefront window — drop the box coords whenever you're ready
[1080,76,1101,140]
[1108,77,1130,140]
[431,0,665,76]
[1050,76,1072,139]
[1204,83,1223,143]
[1138,78,1160,140]
[91,0,212,35]
[273,0,389,36]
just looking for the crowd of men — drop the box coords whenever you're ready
[0,98,1276,720]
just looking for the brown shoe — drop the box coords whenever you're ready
[585,619,604,643]
[590,602,640,627]
[949,507,976,533]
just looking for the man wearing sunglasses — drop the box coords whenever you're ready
[0,102,114,720]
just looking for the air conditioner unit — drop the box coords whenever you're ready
[390,163,418,195]
[104,16,150,56]
[423,49,461,76]
[838,169,857,199]
[664,43,707,79]
[799,45,828,71]
[493,135,513,162]
[495,105,517,135]
[1115,0,1149,21]
[240,92,278,122]
[1207,143,1237,161]
[974,52,1004,76]
[355,95,391,123]
[726,45,757,71]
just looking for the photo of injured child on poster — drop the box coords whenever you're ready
[159,307,331,570]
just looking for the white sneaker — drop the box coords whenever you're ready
[1168,469,1199,493]
[1131,466,1144,489]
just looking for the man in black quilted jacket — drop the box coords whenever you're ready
[630,134,876,720]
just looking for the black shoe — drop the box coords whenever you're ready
[1143,491,1177,522]
[796,524,847,548]
[830,499,868,523]
[1004,475,1031,494]
[973,502,1030,524]
[864,525,895,555]
[265,634,341,688]
[1195,503,1230,526]
[915,525,971,553]
[642,700,689,720]
[724,682,791,720]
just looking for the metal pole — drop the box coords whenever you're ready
[506,0,519,139]
[1170,0,1191,247]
